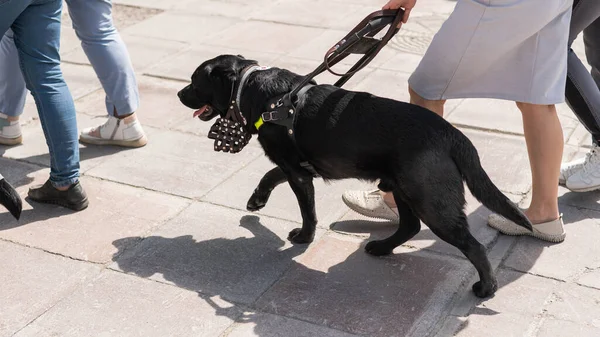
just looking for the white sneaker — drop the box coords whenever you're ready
[80,113,147,148]
[566,145,600,192]
[488,213,565,243]
[342,189,399,221]
[0,113,22,146]
[560,143,599,186]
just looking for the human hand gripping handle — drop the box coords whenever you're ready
[383,0,417,25]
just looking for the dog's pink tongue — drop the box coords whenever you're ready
[193,105,208,118]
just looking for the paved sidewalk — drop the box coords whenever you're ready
[1,1,599,336]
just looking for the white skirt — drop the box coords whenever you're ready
[408,0,573,104]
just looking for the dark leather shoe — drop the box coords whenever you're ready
[28,180,89,211]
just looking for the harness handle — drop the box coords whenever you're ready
[287,8,404,100]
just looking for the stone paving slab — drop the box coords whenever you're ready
[0,171,189,263]
[502,204,600,283]
[124,12,238,44]
[13,270,240,337]
[447,99,580,142]
[202,21,326,55]
[451,269,559,337]
[0,241,101,337]
[203,155,372,227]
[63,34,187,72]
[254,233,473,337]
[0,113,156,174]
[110,201,323,305]
[227,312,360,337]
[249,0,374,30]
[144,45,282,83]
[85,128,264,199]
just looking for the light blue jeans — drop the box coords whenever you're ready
[0,0,80,188]
[0,0,139,117]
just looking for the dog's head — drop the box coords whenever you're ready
[178,54,258,122]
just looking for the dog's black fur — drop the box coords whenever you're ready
[0,177,22,220]
[178,55,533,298]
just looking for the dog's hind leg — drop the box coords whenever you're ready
[365,190,421,256]
[247,167,287,212]
[425,211,497,298]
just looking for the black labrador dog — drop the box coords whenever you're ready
[178,54,532,298]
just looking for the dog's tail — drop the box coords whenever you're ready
[450,134,532,231]
[0,177,22,220]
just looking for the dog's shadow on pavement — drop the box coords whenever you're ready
[111,213,511,336]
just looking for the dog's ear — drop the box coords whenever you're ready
[209,63,237,82]
[237,54,245,59]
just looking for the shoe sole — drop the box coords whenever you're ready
[565,184,600,193]
[341,195,399,221]
[79,134,148,148]
[29,196,89,212]
[488,221,566,243]
[0,135,23,146]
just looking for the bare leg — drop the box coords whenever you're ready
[516,102,562,223]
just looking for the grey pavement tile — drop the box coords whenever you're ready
[124,12,238,44]
[0,114,150,174]
[85,128,263,199]
[0,172,189,263]
[203,21,325,55]
[577,267,600,289]
[62,63,103,100]
[174,0,288,19]
[460,128,532,195]
[113,0,174,10]
[202,155,373,227]
[75,75,196,133]
[13,270,240,337]
[254,233,472,337]
[333,191,522,258]
[110,201,323,305]
[249,0,371,30]
[544,283,600,331]
[228,312,360,337]
[567,123,594,147]
[502,205,600,282]
[144,45,282,83]
[451,269,557,337]
[537,319,600,337]
[0,241,100,337]
[447,100,580,142]
[63,34,187,71]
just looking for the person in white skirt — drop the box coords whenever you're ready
[343,0,572,243]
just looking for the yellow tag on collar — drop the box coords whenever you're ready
[254,117,264,130]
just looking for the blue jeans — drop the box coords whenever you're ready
[0,0,139,117]
[0,0,80,188]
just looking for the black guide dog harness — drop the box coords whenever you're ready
[209,9,405,175]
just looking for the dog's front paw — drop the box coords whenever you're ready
[472,280,498,298]
[365,240,394,256]
[287,228,314,244]
[246,190,270,212]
